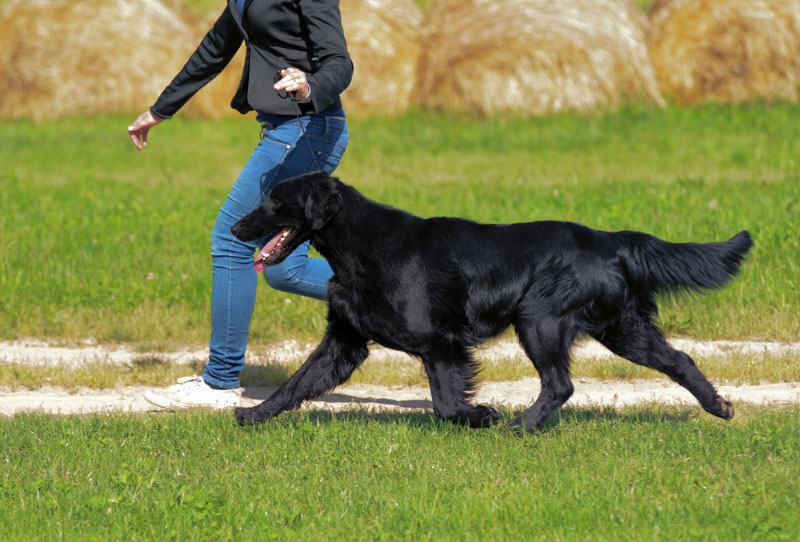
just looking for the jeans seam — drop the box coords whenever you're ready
[278,259,328,291]
[258,130,303,201]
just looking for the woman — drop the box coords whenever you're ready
[129,0,353,409]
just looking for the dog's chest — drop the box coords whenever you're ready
[328,283,434,350]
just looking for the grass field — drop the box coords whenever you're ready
[2,4,798,539]
[2,346,799,391]
[1,405,798,541]
[2,105,799,352]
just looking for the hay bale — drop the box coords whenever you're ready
[416,0,664,116]
[647,0,800,104]
[339,0,423,116]
[186,5,247,119]
[0,0,243,120]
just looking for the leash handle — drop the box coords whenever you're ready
[274,71,322,172]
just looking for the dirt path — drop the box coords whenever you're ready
[2,338,799,416]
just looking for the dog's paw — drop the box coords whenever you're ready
[716,397,735,420]
[465,405,500,428]
[439,405,500,428]
[505,415,534,435]
[451,405,500,428]
[235,406,268,426]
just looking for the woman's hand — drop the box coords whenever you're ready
[127,109,165,151]
[274,67,310,102]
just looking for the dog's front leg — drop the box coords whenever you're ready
[235,318,368,426]
[423,346,500,428]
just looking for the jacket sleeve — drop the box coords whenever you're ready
[299,0,354,113]
[151,7,244,119]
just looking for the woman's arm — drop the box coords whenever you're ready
[150,6,244,119]
[128,7,243,151]
[128,109,165,151]
[298,0,354,113]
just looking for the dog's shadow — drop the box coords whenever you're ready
[240,386,697,433]
[281,407,698,435]
[241,386,434,410]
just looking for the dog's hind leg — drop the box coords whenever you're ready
[508,317,576,433]
[422,345,499,428]
[235,316,369,426]
[592,315,734,420]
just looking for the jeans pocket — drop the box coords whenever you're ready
[307,121,349,173]
[260,123,298,149]
[310,137,348,173]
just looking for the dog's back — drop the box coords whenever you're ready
[324,183,752,345]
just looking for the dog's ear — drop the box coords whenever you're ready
[303,175,343,230]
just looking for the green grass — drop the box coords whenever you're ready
[1,405,798,541]
[480,348,800,386]
[2,105,799,350]
[182,0,230,17]
[2,346,799,390]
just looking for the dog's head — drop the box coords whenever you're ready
[231,171,343,267]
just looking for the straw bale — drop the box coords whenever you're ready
[186,5,247,119]
[416,0,664,116]
[647,0,800,104]
[339,0,423,116]
[0,0,243,120]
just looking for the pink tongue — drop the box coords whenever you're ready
[253,232,284,272]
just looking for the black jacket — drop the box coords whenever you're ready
[151,0,353,118]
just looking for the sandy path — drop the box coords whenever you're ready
[2,378,799,417]
[1,338,799,416]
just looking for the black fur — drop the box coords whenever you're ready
[231,172,752,432]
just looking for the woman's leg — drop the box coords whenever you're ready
[203,131,298,389]
[204,115,348,389]
[262,241,330,301]
[261,115,349,300]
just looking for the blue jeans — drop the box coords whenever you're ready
[203,109,348,389]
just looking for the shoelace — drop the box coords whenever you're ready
[175,375,204,385]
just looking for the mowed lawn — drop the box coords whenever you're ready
[2,104,800,539]
[0,405,797,541]
[2,1,799,540]
[1,105,799,350]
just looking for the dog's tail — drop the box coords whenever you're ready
[615,230,752,295]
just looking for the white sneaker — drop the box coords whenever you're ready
[143,375,242,410]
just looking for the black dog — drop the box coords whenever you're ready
[231,171,752,433]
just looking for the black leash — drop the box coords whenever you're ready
[274,71,321,172]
